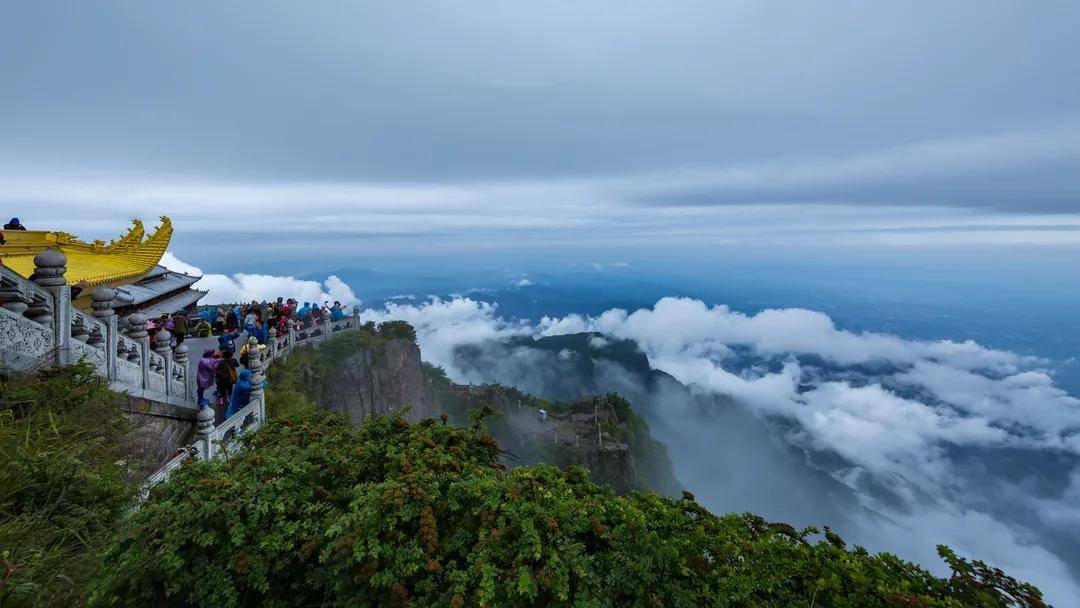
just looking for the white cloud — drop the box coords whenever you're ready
[537,313,589,337]
[895,362,1080,445]
[159,251,203,276]
[345,294,1080,602]
[360,297,530,378]
[515,278,534,287]
[869,507,1080,606]
[161,251,359,306]
[366,294,1080,475]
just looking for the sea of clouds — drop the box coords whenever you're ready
[167,255,1080,604]
[363,296,1080,605]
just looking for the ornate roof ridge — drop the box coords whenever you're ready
[0,216,175,289]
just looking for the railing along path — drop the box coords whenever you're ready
[0,248,360,499]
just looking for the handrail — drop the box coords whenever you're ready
[140,311,364,499]
[139,446,195,501]
[206,398,262,459]
[3,261,365,502]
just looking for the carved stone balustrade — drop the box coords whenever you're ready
[127,313,148,339]
[0,266,57,368]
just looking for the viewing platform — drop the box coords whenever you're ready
[0,243,364,499]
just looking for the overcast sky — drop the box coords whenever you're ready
[2,1,1079,265]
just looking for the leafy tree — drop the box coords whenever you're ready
[93,410,1046,607]
[376,320,418,342]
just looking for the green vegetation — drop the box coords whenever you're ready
[422,362,562,426]
[0,355,1049,607]
[0,363,140,607]
[596,392,675,492]
[423,364,679,495]
[264,322,418,419]
[96,409,1045,607]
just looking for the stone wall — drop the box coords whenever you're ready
[120,395,197,479]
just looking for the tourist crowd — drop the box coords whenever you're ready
[175,298,351,421]
[0,216,350,422]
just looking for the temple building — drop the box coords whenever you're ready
[0,216,206,316]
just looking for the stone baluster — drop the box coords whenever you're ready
[0,281,33,316]
[31,248,70,365]
[127,313,150,389]
[172,341,190,401]
[288,322,296,354]
[71,315,90,343]
[195,404,216,460]
[91,287,119,380]
[352,305,360,329]
[153,328,173,399]
[86,324,105,348]
[246,336,267,422]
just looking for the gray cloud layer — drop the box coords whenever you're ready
[2,1,1079,234]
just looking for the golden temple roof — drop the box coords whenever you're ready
[1,217,173,288]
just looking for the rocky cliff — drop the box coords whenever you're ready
[267,329,436,424]
[423,367,682,495]
[317,338,436,423]
[267,328,679,495]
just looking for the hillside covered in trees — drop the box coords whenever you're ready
[1,342,1049,606]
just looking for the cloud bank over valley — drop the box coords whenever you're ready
[356,294,1080,604]
[165,249,1080,602]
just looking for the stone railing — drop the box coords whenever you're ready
[0,250,195,404]
[140,335,272,499]
[0,264,57,370]
[142,307,363,496]
[0,248,365,499]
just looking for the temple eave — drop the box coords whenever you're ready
[0,217,174,289]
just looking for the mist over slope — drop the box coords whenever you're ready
[361,296,1080,605]
[157,251,1080,603]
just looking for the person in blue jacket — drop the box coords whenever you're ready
[245,318,269,345]
[225,369,266,418]
[218,329,243,352]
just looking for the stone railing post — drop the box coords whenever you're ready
[195,405,216,460]
[288,323,296,354]
[268,327,278,360]
[173,341,190,401]
[127,313,150,390]
[153,328,173,398]
[247,337,267,421]
[322,316,331,341]
[31,248,70,366]
[91,287,118,380]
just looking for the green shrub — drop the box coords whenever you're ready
[376,320,417,342]
[93,410,1045,607]
[0,363,140,607]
